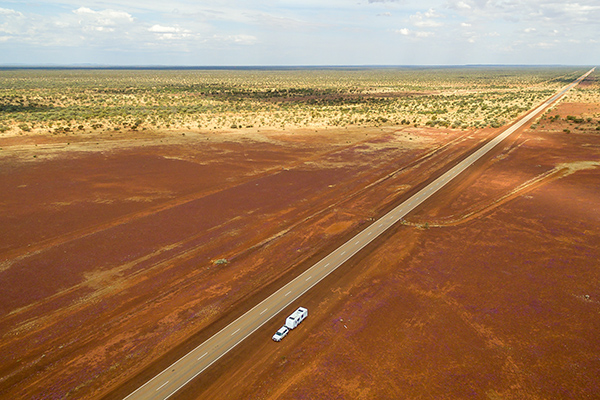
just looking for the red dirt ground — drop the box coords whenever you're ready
[0,124,478,399]
[174,103,600,400]
[1,97,599,400]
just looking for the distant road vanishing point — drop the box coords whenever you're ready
[123,67,595,400]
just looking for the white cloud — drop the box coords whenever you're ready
[409,8,443,28]
[58,7,138,44]
[254,13,321,31]
[0,7,24,17]
[1,0,599,65]
[207,34,258,46]
[148,24,193,41]
[149,25,183,33]
[532,41,556,49]
[73,7,134,25]
[442,0,599,63]
[447,0,600,25]
[0,7,32,40]
[394,28,433,38]
[0,5,260,53]
[551,2,600,14]
[415,31,434,38]
[228,34,258,44]
[423,9,442,18]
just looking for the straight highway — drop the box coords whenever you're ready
[124,67,594,400]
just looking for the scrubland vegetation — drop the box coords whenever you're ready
[0,67,588,135]
[534,74,600,132]
[563,73,600,104]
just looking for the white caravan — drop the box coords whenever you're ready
[285,307,308,329]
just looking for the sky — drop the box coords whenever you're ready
[0,0,598,66]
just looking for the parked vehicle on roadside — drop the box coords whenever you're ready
[285,307,308,330]
[272,326,289,342]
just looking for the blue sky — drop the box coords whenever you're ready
[0,0,598,66]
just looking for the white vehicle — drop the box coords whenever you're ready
[272,326,289,342]
[285,307,308,329]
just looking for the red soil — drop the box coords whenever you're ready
[1,99,599,400]
[0,125,475,399]
[178,103,600,399]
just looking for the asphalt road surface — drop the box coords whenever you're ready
[124,68,594,400]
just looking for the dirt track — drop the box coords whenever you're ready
[1,99,599,399]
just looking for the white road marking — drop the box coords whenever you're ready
[306,276,312,281]
[231,328,240,336]
[368,231,372,236]
[260,308,268,315]
[156,381,169,392]
[197,352,208,361]
[285,291,291,296]
[341,251,346,255]
[324,263,330,267]
[378,224,383,227]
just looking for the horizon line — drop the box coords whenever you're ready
[0,63,595,71]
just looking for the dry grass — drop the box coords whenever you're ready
[0,67,588,136]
